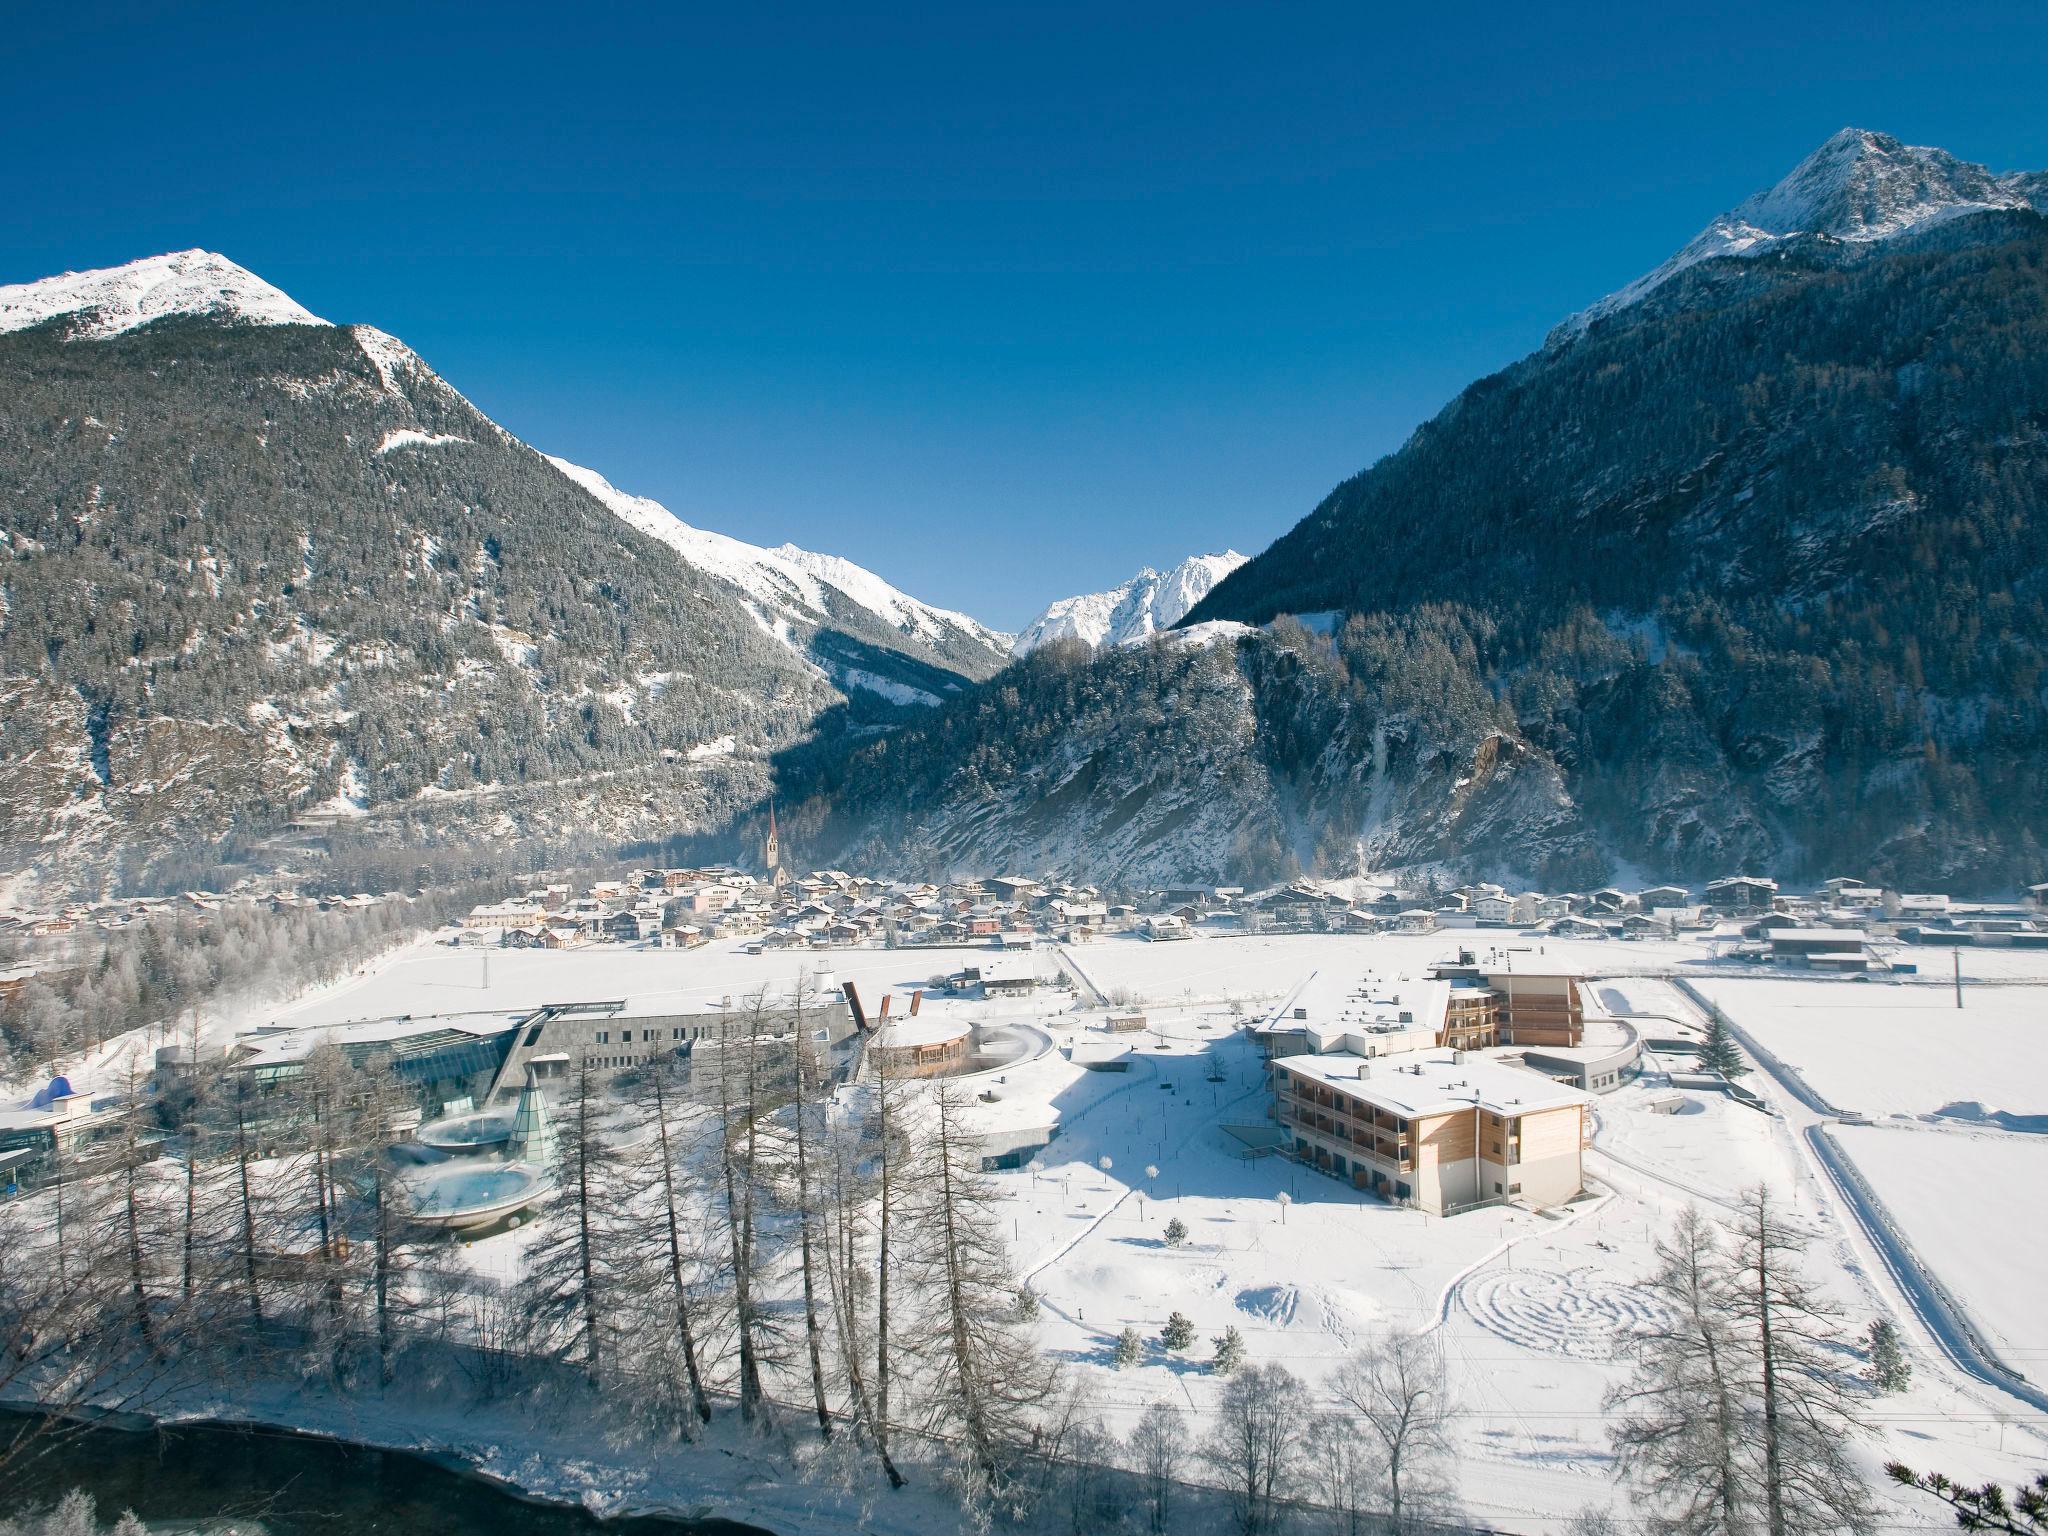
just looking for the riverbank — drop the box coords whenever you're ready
[0,1406,767,1535]
[2,1374,983,1536]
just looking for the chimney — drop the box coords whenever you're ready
[877,993,892,1022]
[1356,1063,1371,1080]
[909,989,923,1016]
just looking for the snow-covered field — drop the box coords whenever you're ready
[1690,977,2048,1123]
[19,925,2046,1531]
[1831,1124,2048,1363]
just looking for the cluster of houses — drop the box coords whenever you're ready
[454,867,2048,964]
[0,888,399,944]
[463,870,1146,953]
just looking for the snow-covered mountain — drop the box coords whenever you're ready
[0,249,327,338]
[0,250,1008,885]
[1554,128,2048,340]
[1012,551,1247,656]
[546,458,1012,698]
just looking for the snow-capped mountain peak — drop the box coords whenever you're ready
[544,456,1012,692]
[0,249,328,338]
[1013,550,1248,656]
[1556,128,2047,340]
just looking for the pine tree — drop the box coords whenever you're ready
[1161,1311,1196,1351]
[1163,1217,1188,1248]
[1696,1016,1749,1079]
[1114,1326,1143,1369]
[1212,1325,1247,1375]
[1886,1464,2048,1533]
[1863,1318,1911,1394]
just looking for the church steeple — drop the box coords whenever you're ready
[765,800,787,888]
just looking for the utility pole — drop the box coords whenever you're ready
[1953,947,1962,1010]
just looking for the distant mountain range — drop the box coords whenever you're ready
[1011,551,1246,655]
[785,129,2048,891]
[0,251,1010,889]
[9,128,2048,896]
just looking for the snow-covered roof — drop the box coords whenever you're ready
[1279,971,1449,1038]
[1272,1048,1589,1120]
[872,1016,969,1050]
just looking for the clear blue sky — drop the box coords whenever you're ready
[6,2,2046,630]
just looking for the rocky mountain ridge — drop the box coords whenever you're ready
[1011,550,1246,655]
[1553,127,2048,339]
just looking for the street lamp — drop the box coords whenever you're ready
[1276,1191,1293,1225]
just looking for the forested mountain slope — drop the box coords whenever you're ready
[788,136,2048,890]
[0,309,843,885]
[0,253,1007,890]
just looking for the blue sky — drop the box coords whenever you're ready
[6,3,2046,630]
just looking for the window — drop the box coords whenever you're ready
[596,1031,610,1044]
[522,1024,545,1048]
[1494,1182,1502,1194]
[1509,1184,1522,1195]
[1395,1181,1410,1200]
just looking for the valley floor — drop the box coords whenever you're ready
[10,926,2048,1532]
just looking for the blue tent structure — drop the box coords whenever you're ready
[29,1075,75,1111]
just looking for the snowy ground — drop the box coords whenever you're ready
[1690,977,2048,1124]
[1830,1124,2048,1364]
[18,926,2047,1531]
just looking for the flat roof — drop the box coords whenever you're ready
[873,1017,970,1049]
[1272,1047,1590,1119]
[1279,971,1450,1037]
[1768,928,1867,944]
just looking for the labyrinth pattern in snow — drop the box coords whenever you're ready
[1459,1266,1675,1360]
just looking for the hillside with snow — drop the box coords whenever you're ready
[545,458,1012,698]
[0,251,1006,887]
[0,249,327,338]
[1011,550,1246,655]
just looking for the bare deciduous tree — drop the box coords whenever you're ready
[1202,1361,1305,1535]
[1127,1399,1191,1534]
[1329,1328,1455,1531]
[1609,1195,1874,1536]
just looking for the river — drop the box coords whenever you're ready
[0,1411,771,1535]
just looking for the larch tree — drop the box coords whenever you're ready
[1727,1184,1874,1536]
[516,1050,619,1382]
[907,1078,1057,1485]
[1607,1204,1753,1535]
[634,1053,715,1430]
[1609,1195,1876,1536]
